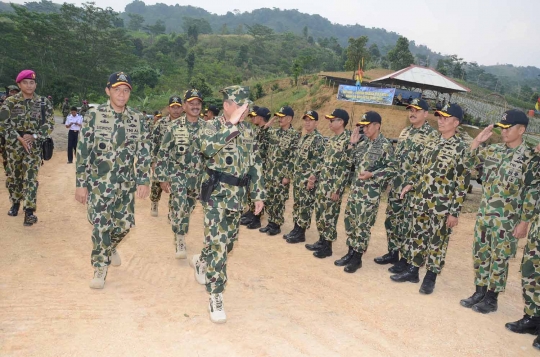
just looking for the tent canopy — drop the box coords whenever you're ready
[370,65,470,94]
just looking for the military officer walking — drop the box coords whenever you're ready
[150,110,168,216]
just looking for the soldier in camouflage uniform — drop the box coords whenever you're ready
[203,105,219,121]
[81,100,90,117]
[335,112,395,272]
[150,111,166,216]
[305,109,352,259]
[189,85,265,324]
[1,85,21,177]
[390,104,470,294]
[61,98,70,124]
[375,99,437,274]
[156,91,205,259]
[460,110,540,314]
[285,110,326,244]
[259,106,300,236]
[74,72,152,289]
[0,70,54,225]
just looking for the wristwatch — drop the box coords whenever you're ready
[33,134,38,139]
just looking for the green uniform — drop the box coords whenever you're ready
[81,103,90,117]
[0,92,54,209]
[76,101,151,267]
[247,125,270,213]
[150,116,171,203]
[404,134,470,273]
[522,204,540,317]
[344,133,394,253]
[291,129,326,229]
[466,142,539,292]
[62,101,70,123]
[199,118,265,294]
[264,126,300,225]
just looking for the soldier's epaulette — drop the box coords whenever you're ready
[127,106,142,115]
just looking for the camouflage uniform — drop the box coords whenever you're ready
[403,134,470,273]
[150,116,171,203]
[62,101,70,123]
[199,117,265,294]
[0,92,54,209]
[313,130,352,242]
[76,101,151,267]
[383,122,436,257]
[155,114,205,238]
[522,208,540,317]
[291,129,326,229]
[264,126,300,225]
[81,102,90,117]
[466,142,539,292]
[247,125,270,213]
[344,133,394,253]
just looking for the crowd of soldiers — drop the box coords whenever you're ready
[2,70,540,350]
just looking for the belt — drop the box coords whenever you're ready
[17,131,33,136]
[205,168,250,187]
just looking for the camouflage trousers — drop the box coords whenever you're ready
[292,177,316,229]
[315,192,344,242]
[200,205,241,294]
[5,142,41,209]
[405,211,452,274]
[384,187,413,257]
[473,218,518,293]
[344,197,379,253]
[521,217,540,316]
[150,180,162,202]
[265,178,290,225]
[87,182,135,267]
[1,136,8,177]
[169,182,197,237]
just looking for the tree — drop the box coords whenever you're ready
[182,17,213,35]
[387,36,415,70]
[292,60,302,86]
[132,38,144,57]
[235,44,248,66]
[302,25,308,39]
[186,51,196,80]
[144,20,165,36]
[127,13,144,31]
[344,36,370,71]
[369,43,380,62]
[254,83,265,99]
[131,66,160,93]
[220,24,229,35]
[189,74,212,98]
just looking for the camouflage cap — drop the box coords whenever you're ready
[7,85,20,91]
[220,85,252,105]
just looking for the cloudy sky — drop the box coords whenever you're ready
[9,0,539,68]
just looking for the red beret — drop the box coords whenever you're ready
[16,70,36,83]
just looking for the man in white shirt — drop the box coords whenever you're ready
[65,106,83,164]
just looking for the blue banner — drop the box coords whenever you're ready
[337,85,395,106]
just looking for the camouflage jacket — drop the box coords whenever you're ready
[75,101,152,194]
[348,133,395,204]
[265,126,300,181]
[62,102,70,114]
[314,129,352,197]
[200,117,265,211]
[0,92,54,143]
[155,115,205,191]
[466,141,540,225]
[292,129,326,183]
[407,134,470,217]
[381,121,437,192]
[81,103,90,116]
[151,116,176,162]
[255,126,271,168]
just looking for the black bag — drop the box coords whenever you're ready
[40,97,54,161]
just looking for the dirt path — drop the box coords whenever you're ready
[0,121,537,356]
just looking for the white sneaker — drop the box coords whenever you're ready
[208,293,226,324]
[151,202,158,217]
[110,248,121,266]
[175,234,187,259]
[89,266,108,289]
[189,254,206,285]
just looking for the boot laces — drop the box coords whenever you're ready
[213,294,223,311]
[96,267,106,278]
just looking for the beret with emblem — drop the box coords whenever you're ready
[220,85,252,105]
[107,71,132,90]
[16,70,36,83]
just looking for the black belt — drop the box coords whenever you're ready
[205,168,250,187]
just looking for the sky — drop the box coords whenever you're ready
[8,0,540,68]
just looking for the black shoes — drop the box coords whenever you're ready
[286,227,306,244]
[505,315,540,335]
[472,290,498,314]
[374,250,399,265]
[246,215,261,229]
[334,246,354,266]
[8,202,20,216]
[305,237,324,251]
[313,240,332,258]
[259,223,271,233]
[419,270,437,294]
[23,209,38,226]
[534,334,540,350]
[240,211,255,226]
[344,251,362,273]
[390,264,419,283]
[460,286,487,308]
[284,223,301,239]
[266,222,281,236]
[388,258,408,273]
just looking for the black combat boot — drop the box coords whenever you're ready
[344,251,363,273]
[534,326,540,350]
[23,209,38,226]
[246,215,261,229]
[505,315,540,335]
[313,240,332,259]
[286,227,306,244]
[472,290,499,314]
[283,222,301,239]
[266,222,281,236]
[8,202,20,217]
[390,264,420,283]
[240,211,255,226]
[374,250,399,265]
[334,246,354,266]
[388,258,408,273]
[460,286,487,308]
[259,222,271,233]
[305,236,324,251]
[419,270,437,294]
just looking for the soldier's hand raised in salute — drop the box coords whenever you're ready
[471,124,494,150]
[349,126,362,145]
[264,115,277,129]
[229,103,249,125]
